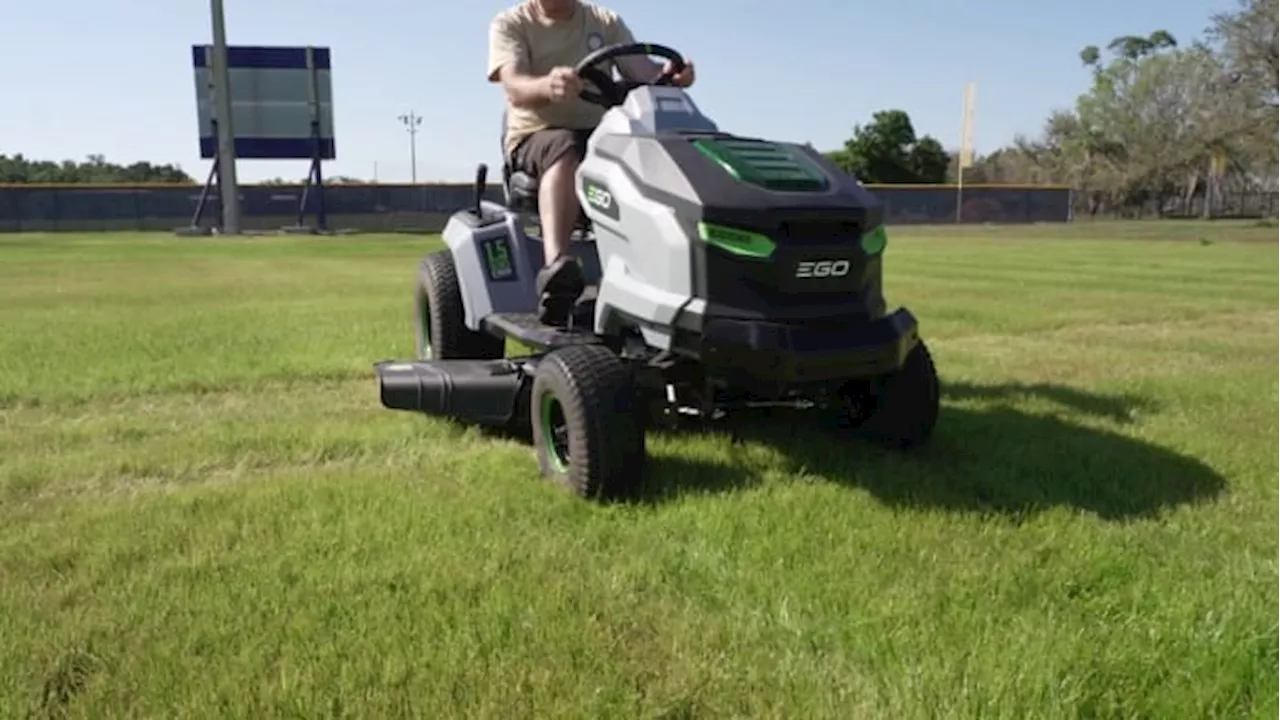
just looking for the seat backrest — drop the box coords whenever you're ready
[499,109,513,200]
[499,108,507,162]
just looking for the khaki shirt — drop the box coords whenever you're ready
[487,1,635,157]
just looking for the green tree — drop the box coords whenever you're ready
[998,18,1275,216]
[884,4,1276,218]
[1081,30,1179,73]
[825,110,950,183]
[1204,0,1279,173]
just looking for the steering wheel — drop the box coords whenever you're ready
[572,42,687,109]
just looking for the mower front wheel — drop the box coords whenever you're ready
[853,339,940,449]
[529,344,646,500]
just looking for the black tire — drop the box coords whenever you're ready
[414,251,505,360]
[855,340,940,449]
[529,344,646,500]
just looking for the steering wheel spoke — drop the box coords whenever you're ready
[572,42,686,109]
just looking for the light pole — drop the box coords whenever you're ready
[398,111,422,184]
[210,0,241,233]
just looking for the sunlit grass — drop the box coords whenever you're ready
[0,221,1276,718]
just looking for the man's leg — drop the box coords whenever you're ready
[511,128,591,326]
[538,150,578,267]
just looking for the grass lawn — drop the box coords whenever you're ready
[0,220,1276,718]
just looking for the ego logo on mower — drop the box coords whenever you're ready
[794,259,851,279]
[581,177,619,220]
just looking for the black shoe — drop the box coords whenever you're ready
[536,256,585,327]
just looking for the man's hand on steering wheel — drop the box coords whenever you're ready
[658,57,695,88]
[542,66,582,103]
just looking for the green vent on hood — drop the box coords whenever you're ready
[692,138,830,193]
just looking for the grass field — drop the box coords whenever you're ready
[0,221,1276,718]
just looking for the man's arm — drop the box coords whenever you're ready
[497,66,553,108]
[487,15,552,108]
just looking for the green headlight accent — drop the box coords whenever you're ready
[697,222,776,259]
[861,224,888,255]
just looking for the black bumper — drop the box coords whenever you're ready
[697,308,919,388]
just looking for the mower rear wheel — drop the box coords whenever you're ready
[854,339,940,449]
[414,251,505,360]
[529,344,646,500]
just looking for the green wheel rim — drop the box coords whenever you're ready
[418,294,432,359]
[539,393,570,472]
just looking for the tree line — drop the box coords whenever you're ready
[0,154,368,186]
[982,0,1275,218]
[823,0,1276,217]
[0,153,195,184]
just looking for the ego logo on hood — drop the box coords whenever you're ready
[582,177,619,220]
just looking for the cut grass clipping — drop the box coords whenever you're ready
[0,221,1276,718]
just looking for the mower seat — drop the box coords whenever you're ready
[503,165,540,213]
[500,111,540,213]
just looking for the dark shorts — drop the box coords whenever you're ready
[510,128,592,178]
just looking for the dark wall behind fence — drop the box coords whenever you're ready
[0,183,1073,233]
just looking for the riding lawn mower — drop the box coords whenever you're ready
[373,42,939,500]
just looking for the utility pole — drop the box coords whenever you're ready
[210,0,241,234]
[398,111,422,184]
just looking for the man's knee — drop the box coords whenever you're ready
[543,150,578,184]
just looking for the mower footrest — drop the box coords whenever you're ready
[374,358,527,426]
[483,312,601,350]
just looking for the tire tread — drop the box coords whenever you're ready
[416,251,505,360]
[532,344,645,499]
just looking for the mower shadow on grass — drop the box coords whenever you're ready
[638,381,1225,522]
[941,381,1160,425]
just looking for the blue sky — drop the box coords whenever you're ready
[2,0,1235,183]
